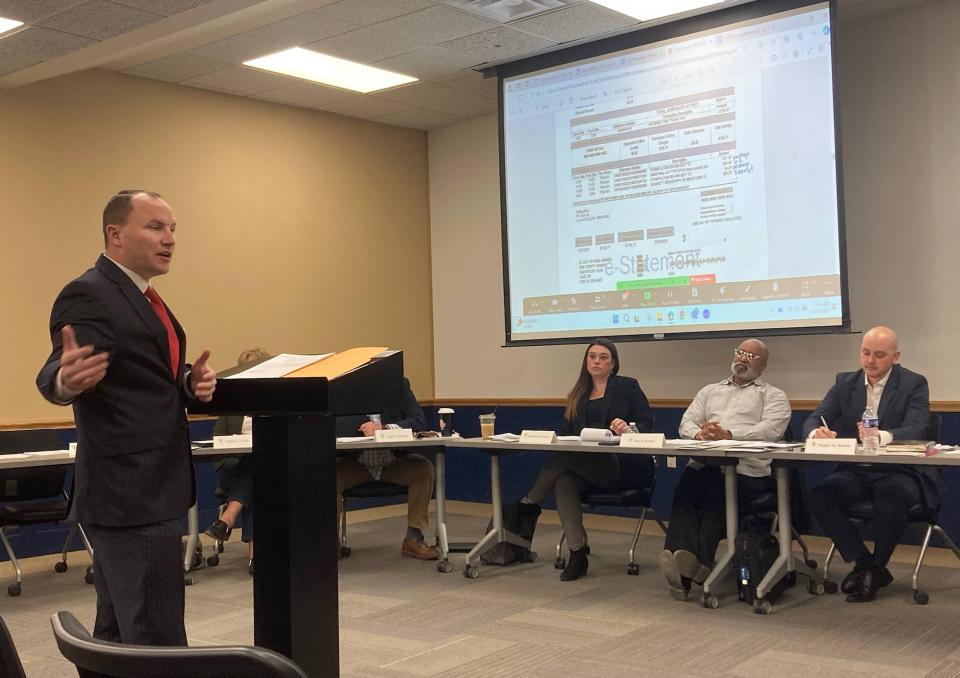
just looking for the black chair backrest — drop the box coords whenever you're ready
[0,429,66,501]
[51,611,309,678]
[0,614,28,678]
[924,413,942,442]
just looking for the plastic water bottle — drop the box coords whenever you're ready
[629,421,639,434]
[368,414,382,426]
[861,406,880,453]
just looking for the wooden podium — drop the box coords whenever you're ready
[190,348,404,677]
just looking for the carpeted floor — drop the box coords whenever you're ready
[3,503,960,677]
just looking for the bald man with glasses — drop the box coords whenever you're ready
[659,339,791,600]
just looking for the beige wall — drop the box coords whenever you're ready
[1,69,434,425]
[428,0,960,402]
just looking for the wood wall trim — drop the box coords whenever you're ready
[7,400,960,429]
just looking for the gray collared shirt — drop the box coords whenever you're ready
[679,377,792,477]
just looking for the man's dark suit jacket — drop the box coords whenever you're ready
[559,375,654,436]
[336,377,427,459]
[37,255,194,527]
[802,364,943,509]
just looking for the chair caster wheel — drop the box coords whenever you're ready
[805,558,818,570]
[627,563,640,576]
[823,580,839,594]
[85,566,95,585]
[206,555,220,567]
[701,594,719,609]
[8,583,21,597]
[914,590,929,605]
[525,551,538,563]
[554,558,566,570]
[437,560,453,573]
[190,547,204,570]
[808,580,825,595]
[753,598,772,615]
[54,561,68,573]
[184,574,193,586]
[463,565,479,579]
[340,546,352,558]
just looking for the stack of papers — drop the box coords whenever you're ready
[337,436,374,443]
[488,433,521,442]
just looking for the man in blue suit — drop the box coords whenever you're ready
[803,326,941,602]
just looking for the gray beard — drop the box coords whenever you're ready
[731,362,760,382]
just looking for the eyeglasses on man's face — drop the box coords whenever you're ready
[734,348,761,361]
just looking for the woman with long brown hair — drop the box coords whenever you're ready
[520,338,654,581]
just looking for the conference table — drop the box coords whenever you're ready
[6,438,960,614]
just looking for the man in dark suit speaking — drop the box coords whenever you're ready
[37,190,216,646]
[803,326,941,603]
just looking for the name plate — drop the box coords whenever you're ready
[374,428,414,443]
[805,438,858,455]
[519,430,557,444]
[213,434,252,449]
[620,432,665,448]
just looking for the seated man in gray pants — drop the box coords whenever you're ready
[660,339,791,599]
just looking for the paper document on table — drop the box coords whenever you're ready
[489,433,521,442]
[22,449,74,459]
[225,353,333,379]
[730,441,802,449]
[337,436,374,443]
[557,435,581,442]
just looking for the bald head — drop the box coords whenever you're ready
[731,338,769,384]
[860,326,900,384]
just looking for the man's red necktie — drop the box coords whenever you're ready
[144,287,180,378]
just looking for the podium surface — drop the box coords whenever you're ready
[191,349,403,677]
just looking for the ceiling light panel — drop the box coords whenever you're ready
[244,47,417,94]
[446,0,577,23]
[588,0,730,22]
[0,16,24,37]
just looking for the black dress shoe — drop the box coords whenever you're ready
[204,519,231,542]
[846,568,879,603]
[841,567,866,594]
[560,548,588,581]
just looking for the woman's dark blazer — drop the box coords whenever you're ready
[559,375,654,436]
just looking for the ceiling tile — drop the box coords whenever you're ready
[112,0,214,16]
[438,25,555,65]
[38,0,162,41]
[374,107,462,130]
[378,81,474,107]
[424,92,495,118]
[317,0,436,27]
[181,64,296,95]
[373,5,498,45]
[252,81,354,108]
[189,33,282,63]
[374,45,481,79]
[0,0,87,24]
[122,52,230,82]
[317,95,413,120]
[0,25,96,61]
[513,2,637,43]
[248,10,356,45]
[306,27,423,64]
[437,69,498,96]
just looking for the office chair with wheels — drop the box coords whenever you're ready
[51,611,308,678]
[553,454,666,575]
[339,481,409,557]
[0,429,94,597]
[821,413,960,604]
[0,614,27,678]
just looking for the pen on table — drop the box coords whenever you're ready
[820,416,829,429]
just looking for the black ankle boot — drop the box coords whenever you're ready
[560,548,588,581]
